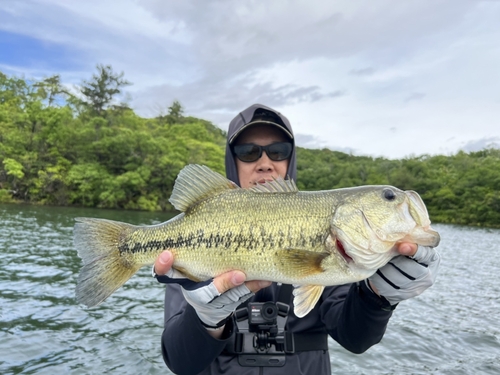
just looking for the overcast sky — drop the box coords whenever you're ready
[1,0,499,159]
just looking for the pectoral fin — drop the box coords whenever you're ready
[275,249,328,278]
[292,285,325,318]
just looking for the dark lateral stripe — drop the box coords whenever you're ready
[118,232,241,254]
[119,229,325,254]
[119,235,197,253]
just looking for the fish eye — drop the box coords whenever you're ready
[383,188,396,201]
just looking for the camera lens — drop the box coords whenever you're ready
[261,302,278,321]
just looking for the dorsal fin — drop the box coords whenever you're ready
[169,164,238,212]
[250,176,298,193]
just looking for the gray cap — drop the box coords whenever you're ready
[228,104,294,145]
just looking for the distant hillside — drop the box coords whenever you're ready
[1,68,499,227]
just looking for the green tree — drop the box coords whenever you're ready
[33,75,66,107]
[167,100,184,124]
[79,64,131,116]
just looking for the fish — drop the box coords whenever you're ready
[74,164,440,317]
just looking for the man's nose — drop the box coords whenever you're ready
[256,152,274,170]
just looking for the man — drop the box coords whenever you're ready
[153,104,440,374]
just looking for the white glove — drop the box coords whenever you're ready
[154,266,254,329]
[182,282,254,329]
[367,246,440,306]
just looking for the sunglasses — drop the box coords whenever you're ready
[232,142,293,162]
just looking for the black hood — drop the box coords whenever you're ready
[224,104,297,186]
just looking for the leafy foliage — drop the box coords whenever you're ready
[0,70,499,228]
[78,64,131,116]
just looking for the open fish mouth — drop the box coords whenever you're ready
[399,227,440,247]
[404,191,441,247]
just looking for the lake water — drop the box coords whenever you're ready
[1,203,499,374]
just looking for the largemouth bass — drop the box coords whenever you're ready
[75,164,440,317]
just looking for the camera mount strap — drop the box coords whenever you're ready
[231,284,328,366]
[234,300,292,367]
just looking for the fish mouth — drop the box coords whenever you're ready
[404,191,441,247]
[400,227,441,247]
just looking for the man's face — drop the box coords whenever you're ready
[233,124,290,189]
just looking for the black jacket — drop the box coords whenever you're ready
[160,104,393,374]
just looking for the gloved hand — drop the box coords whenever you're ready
[367,246,440,306]
[181,280,254,329]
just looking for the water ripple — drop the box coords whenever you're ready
[1,205,499,374]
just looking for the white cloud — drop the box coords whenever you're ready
[0,0,499,159]
[461,137,500,153]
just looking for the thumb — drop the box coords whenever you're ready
[397,242,418,257]
[153,251,174,276]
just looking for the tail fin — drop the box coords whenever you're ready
[74,218,141,308]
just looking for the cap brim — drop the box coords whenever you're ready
[229,121,294,144]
